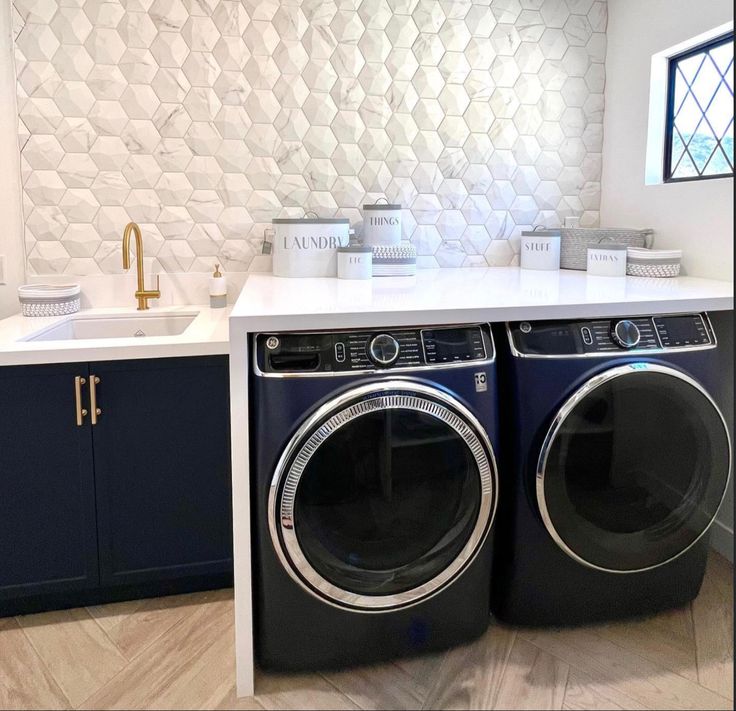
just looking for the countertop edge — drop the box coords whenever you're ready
[229,295,735,333]
[0,339,230,367]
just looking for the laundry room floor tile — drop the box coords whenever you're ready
[0,552,732,711]
[15,607,128,707]
[0,617,70,710]
[421,623,516,709]
[594,605,699,682]
[322,661,428,710]
[692,552,734,700]
[494,636,569,710]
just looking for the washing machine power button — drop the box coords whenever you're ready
[368,334,400,366]
[611,320,641,349]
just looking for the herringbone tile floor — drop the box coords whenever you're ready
[1,552,732,710]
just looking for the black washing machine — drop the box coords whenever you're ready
[250,324,500,670]
[492,313,731,625]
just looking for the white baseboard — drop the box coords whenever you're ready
[710,519,734,562]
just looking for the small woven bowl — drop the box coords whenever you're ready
[18,284,81,317]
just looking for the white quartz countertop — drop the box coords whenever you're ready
[0,305,231,366]
[231,267,733,332]
[2,268,732,366]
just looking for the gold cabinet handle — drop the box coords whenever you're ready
[90,375,101,425]
[74,376,88,426]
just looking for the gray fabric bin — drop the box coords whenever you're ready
[559,228,654,270]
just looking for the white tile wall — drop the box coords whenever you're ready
[13,0,607,275]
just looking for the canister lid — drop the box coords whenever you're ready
[362,203,401,210]
[521,229,561,237]
[338,246,373,253]
[272,218,350,224]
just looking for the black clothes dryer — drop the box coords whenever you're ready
[492,313,731,625]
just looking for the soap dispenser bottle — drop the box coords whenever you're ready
[209,264,227,308]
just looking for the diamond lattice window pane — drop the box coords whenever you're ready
[674,150,698,179]
[709,84,734,137]
[691,56,721,109]
[678,53,706,84]
[703,145,731,176]
[673,68,688,114]
[673,90,701,136]
[690,117,718,173]
[667,33,734,180]
[711,43,733,73]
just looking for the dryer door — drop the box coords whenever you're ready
[269,380,497,611]
[537,363,731,573]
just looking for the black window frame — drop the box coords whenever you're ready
[663,32,734,183]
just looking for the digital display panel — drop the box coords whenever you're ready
[515,324,578,355]
[654,315,710,346]
[659,317,700,342]
[423,327,486,362]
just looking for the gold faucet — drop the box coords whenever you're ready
[122,222,161,310]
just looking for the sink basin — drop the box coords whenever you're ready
[23,312,199,342]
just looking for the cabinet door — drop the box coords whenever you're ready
[91,356,233,586]
[0,363,99,602]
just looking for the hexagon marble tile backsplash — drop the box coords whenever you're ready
[12,0,606,275]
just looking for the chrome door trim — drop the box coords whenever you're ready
[253,323,495,377]
[536,362,732,574]
[268,378,498,612]
[506,312,716,358]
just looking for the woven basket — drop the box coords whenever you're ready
[626,262,681,278]
[18,284,81,317]
[371,243,416,276]
[626,247,681,278]
[560,228,654,270]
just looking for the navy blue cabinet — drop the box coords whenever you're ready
[92,356,233,586]
[0,355,232,615]
[0,363,99,602]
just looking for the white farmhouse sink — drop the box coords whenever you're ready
[23,312,199,342]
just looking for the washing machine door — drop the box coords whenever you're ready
[537,363,731,573]
[269,379,497,611]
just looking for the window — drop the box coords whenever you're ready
[664,33,734,182]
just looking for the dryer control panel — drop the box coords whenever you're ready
[255,324,493,375]
[509,313,714,356]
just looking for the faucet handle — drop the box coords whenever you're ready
[155,273,160,292]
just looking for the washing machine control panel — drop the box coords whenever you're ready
[256,324,493,374]
[510,313,714,356]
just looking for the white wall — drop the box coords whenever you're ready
[600,0,734,282]
[0,0,25,318]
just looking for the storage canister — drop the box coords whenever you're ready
[626,247,682,277]
[18,284,81,316]
[560,227,653,270]
[371,243,417,276]
[337,246,372,279]
[586,243,627,276]
[520,229,561,271]
[269,217,350,277]
[362,200,402,247]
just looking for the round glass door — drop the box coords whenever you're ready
[269,380,497,611]
[538,363,731,573]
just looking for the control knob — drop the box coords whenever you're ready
[611,319,641,349]
[368,333,400,366]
